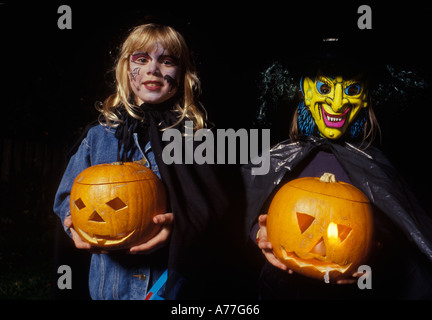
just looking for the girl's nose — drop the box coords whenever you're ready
[146,61,161,76]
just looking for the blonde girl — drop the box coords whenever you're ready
[54,23,216,300]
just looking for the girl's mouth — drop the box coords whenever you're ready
[321,105,351,129]
[143,81,163,91]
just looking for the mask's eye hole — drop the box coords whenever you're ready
[345,84,361,96]
[316,81,331,94]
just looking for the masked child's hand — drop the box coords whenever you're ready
[129,212,174,254]
[257,214,293,273]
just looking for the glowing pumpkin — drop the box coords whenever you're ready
[70,162,166,249]
[267,173,374,282]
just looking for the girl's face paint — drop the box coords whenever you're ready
[129,43,180,105]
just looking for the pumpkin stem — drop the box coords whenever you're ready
[319,172,336,183]
[111,162,124,165]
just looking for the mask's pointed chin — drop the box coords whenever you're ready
[320,128,344,140]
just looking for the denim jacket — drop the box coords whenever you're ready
[53,124,166,300]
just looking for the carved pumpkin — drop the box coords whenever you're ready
[70,162,166,249]
[267,173,374,282]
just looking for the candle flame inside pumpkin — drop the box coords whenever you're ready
[327,222,339,241]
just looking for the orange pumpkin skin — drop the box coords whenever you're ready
[267,173,374,282]
[70,162,166,250]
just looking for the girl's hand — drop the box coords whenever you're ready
[64,213,174,254]
[129,212,174,254]
[64,216,108,254]
[257,214,292,273]
[64,215,92,250]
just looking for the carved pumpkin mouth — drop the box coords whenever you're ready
[77,227,136,246]
[280,246,352,274]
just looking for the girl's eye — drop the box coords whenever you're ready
[131,53,150,64]
[345,84,361,96]
[136,58,148,64]
[316,81,331,94]
[160,57,177,66]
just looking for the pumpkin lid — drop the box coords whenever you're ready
[74,162,159,185]
[288,173,370,203]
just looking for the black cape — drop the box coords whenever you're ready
[115,102,250,299]
[144,110,243,299]
[242,136,432,298]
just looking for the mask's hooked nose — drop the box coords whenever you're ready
[325,82,349,113]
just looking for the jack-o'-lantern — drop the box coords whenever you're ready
[70,162,166,249]
[267,172,374,282]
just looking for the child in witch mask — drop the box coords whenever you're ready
[54,23,230,300]
[242,49,432,299]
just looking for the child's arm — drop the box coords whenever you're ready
[53,135,92,238]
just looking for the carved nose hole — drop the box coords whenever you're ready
[106,197,127,211]
[309,237,326,257]
[296,212,315,234]
[74,198,86,210]
[337,224,352,242]
[89,210,105,223]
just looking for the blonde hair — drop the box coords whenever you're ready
[98,23,206,130]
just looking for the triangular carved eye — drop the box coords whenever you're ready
[337,224,352,242]
[296,212,315,233]
[89,210,105,222]
[106,197,127,211]
[74,198,86,210]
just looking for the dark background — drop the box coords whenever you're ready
[0,1,431,299]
